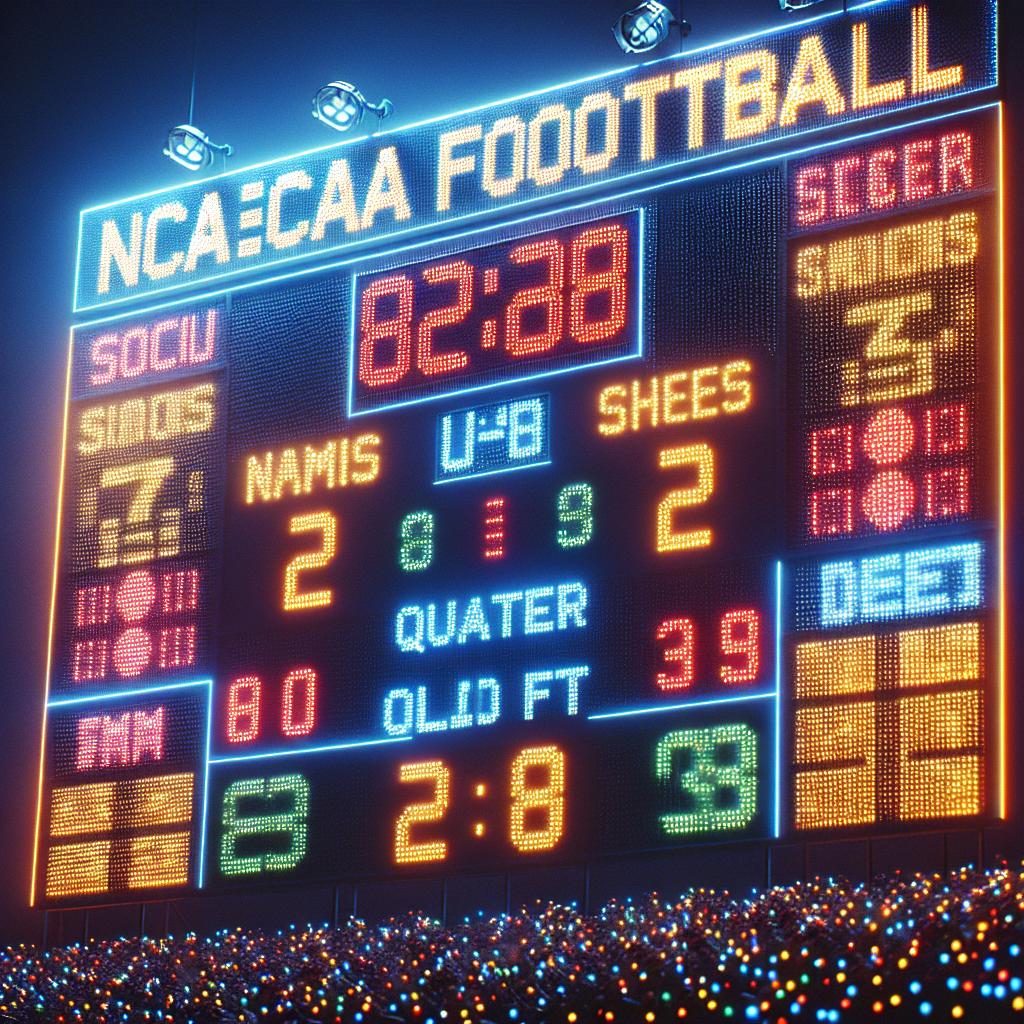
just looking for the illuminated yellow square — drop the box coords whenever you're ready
[127,831,190,889]
[898,622,981,687]
[793,704,875,830]
[49,781,115,837]
[898,691,982,820]
[126,773,194,829]
[45,839,110,898]
[794,702,875,766]
[795,636,875,698]
[795,766,875,830]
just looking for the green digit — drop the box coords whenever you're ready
[399,510,434,571]
[220,773,310,876]
[654,723,757,836]
[556,482,594,549]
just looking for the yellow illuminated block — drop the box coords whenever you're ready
[794,635,875,699]
[49,781,115,837]
[49,774,193,840]
[793,703,875,830]
[77,382,215,457]
[897,622,981,687]
[128,831,190,889]
[45,839,110,898]
[126,773,194,829]
[898,691,981,820]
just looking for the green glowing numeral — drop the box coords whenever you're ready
[654,723,757,836]
[399,510,434,571]
[556,482,594,549]
[220,773,309,876]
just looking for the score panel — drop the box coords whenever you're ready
[208,700,776,887]
[38,102,1005,906]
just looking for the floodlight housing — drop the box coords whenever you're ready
[312,81,394,132]
[613,1,690,54]
[163,124,233,171]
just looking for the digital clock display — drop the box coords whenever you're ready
[35,85,1005,906]
[349,213,643,415]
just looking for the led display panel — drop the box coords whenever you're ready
[34,2,1005,906]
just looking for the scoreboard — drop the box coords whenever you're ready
[33,0,1006,906]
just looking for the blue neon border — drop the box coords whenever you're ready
[71,0,998,314]
[347,207,644,417]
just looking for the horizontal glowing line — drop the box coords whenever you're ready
[435,459,553,485]
[209,735,411,764]
[75,0,897,215]
[350,348,640,417]
[588,689,776,721]
[70,102,999,325]
[47,678,212,709]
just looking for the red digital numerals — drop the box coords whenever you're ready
[69,566,201,684]
[353,216,634,410]
[807,401,973,539]
[225,668,318,744]
[655,608,762,692]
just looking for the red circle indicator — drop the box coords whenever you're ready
[862,469,916,531]
[862,407,915,465]
[112,626,153,677]
[115,570,157,623]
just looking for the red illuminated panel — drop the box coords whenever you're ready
[805,400,979,539]
[482,497,506,560]
[788,109,996,231]
[61,564,205,688]
[350,211,642,414]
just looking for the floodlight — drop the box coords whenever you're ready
[613,1,690,54]
[312,81,394,132]
[163,124,233,171]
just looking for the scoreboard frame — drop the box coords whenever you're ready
[33,0,1009,909]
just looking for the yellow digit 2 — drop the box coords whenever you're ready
[282,511,337,611]
[656,442,714,553]
[394,761,450,865]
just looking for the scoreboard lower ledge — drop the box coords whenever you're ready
[34,65,1006,904]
